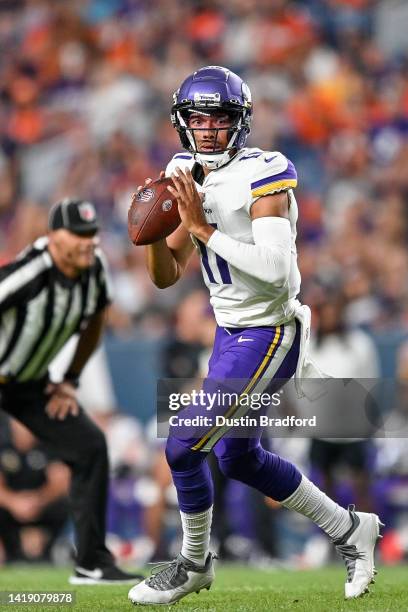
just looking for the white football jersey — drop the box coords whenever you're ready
[165,147,301,328]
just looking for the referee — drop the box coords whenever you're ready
[0,198,143,585]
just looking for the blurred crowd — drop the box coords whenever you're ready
[1,0,408,568]
[1,0,408,332]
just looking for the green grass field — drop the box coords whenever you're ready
[0,564,406,612]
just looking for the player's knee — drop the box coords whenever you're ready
[165,436,203,472]
[217,454,245,480]
[218,446,264,482]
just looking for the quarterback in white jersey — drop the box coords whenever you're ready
[129,66,383,607]
[165,148,301,328]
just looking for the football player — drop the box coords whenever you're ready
[128,66,383,605]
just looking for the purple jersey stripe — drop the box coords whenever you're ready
[239,152,262,161]
[197,240,217,283]
[174,154,193,160]
[215,253,232,284]
[250,160,297,190]
[209,223,232,284]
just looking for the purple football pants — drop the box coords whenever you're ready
[165,319,302,513]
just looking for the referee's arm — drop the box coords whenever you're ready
[64,309,107,385]
[60,250,111,389]
[45,309,108,420]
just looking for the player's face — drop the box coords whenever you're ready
[187,111,233,153]
[51,229,98,274]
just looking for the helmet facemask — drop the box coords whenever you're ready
[176,108,243,170]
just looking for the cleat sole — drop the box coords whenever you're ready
[196,582,212,595]
[195,582,212,595]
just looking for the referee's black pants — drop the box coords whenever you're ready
[0,380,114,569]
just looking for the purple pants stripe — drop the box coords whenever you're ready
[191,325,283,451]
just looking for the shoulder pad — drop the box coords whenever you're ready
[250,152,297,198]
[165,153,195,177]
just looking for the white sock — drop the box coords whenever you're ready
[180,506,213,566]
[281,475,352,540]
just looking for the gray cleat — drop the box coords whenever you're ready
[128,552,217,605]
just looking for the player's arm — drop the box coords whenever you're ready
[250,190,289,220]
[206,192,291,286]
[170,167,292,286]
[145,223,194,289]
[137,172,195,288]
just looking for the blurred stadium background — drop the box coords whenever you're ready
[1,0,408,572]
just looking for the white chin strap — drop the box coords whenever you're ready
[194,150,232,170]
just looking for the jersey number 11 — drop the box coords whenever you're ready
[197,223,232,284]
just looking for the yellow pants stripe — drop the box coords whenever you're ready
[191,326,282,451]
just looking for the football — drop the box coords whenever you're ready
[128,177,180,245]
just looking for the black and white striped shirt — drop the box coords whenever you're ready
[0,236,112,382]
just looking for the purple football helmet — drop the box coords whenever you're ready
[171,66,252,170]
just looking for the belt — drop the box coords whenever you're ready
[0,375,48,389]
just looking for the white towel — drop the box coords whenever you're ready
[292,300,330,399]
